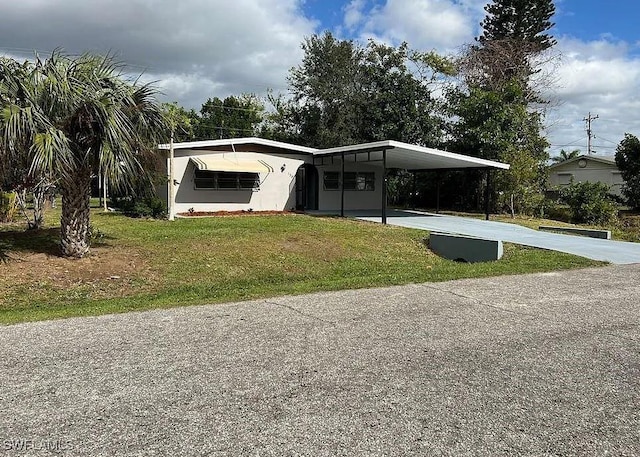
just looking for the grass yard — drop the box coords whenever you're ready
[0,207,603,325]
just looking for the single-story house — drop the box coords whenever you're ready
[548,155,624,196]
[157,137,510,222]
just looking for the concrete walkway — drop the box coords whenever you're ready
[349,210,640,264]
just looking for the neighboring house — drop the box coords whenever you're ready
[548,155,624,196]
[157,137,509,220]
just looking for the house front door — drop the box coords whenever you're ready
[295,164,318,211]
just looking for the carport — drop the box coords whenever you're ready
[311,140,510,223]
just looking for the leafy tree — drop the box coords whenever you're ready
[473,0,557,98]
[615,133,640,209]
[0,58,54,229]
[560,180,617,225]
[195,94,264,140]
[0,52,166,258]
[286,32,362,147]
[162,102,197,142]
[551,149,581,163]
[447,81,549,215]
[446,0,556,215]
[274,32,448,148]
[479,0,556,49]
[357,41,443,145]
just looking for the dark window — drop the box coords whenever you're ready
[194,170,260,190]
[323,171,375,191]
[343,172,357,190]
[343,172,375,191]
[323,171,340,190]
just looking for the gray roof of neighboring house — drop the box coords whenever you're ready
[549,154,617,169]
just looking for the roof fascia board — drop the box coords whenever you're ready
[158,137,318,154]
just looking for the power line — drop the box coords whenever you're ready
[548,139,585,148]
[594,135,620,146]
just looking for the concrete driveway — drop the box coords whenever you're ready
[352,210,640,264]
[1,265,639,456]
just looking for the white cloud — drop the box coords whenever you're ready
[344,0,367,30]
[353,0,482,51]
[544,37,640,156]
[0,0,316,109]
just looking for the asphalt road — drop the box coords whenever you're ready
[1,265,640,456]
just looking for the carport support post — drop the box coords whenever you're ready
[484,169,491,221]
[340,152,345,218]
[382,149,387,224]
[436,171,441,214]
[411,172,417,210]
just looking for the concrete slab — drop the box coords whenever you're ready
[347,209,640,264]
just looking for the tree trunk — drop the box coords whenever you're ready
[60,167,92,258]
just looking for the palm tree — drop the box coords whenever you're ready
[551,148,581,164]
[0,52,166,257]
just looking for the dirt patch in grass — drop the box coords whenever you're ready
[0,245,158,305]
[278,236,344,261]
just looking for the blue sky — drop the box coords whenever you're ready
[0,0,638,156]
[303,0,640,47]
[555,0,640,45]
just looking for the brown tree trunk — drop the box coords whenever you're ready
[60,166,92,258]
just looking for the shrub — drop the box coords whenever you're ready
[110,195,166,219]
[559,181,618,225]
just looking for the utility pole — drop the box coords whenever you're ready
[584,112,599,155]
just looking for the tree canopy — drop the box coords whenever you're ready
[195,94,264,140]
[265,32,448,148]
[445,0,556,215]
[551,149,581,163]
[615,133,640,209]
[478,0,556,50]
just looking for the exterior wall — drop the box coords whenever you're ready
[170,150,306,213]
[549,158,624,196]
[161,148,386,213]
[316,162,382,211]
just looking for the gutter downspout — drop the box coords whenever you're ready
[168,131,175,221]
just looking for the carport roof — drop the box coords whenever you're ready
[315,140,510,171]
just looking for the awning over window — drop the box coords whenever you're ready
[190,157,272,173]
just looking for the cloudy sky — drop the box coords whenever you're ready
[1,0,639,157]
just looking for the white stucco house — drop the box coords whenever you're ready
[157,137,509,222]
[548,155,624,196]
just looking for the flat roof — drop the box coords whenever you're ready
[159,137,509,171]
[316,140,510,170]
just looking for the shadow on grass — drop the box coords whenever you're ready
[0,227,115,257]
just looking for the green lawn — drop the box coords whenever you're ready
[0,207,603,325]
